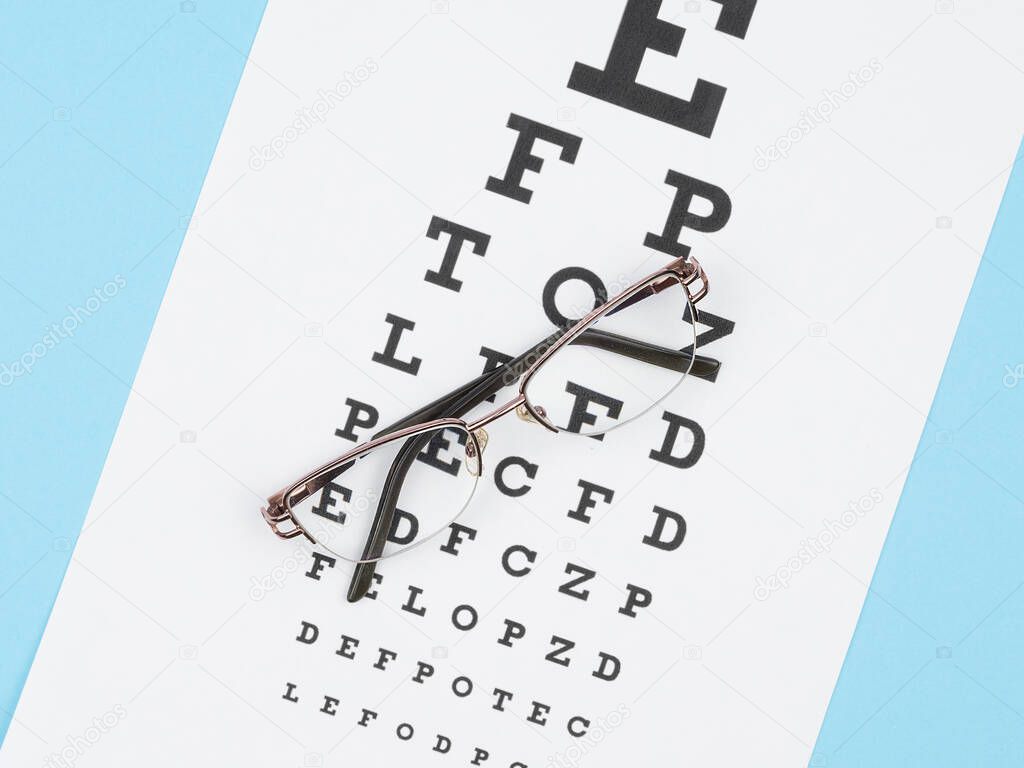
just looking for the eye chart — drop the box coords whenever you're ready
[4,2,1023,766]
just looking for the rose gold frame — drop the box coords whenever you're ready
[261,256,708,548]
[261,418,482,542]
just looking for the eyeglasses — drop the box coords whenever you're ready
[261,257,714,602]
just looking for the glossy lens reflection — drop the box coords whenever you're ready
[288,425,479,562]
[524,276,696,436]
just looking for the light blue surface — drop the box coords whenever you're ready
[0,1,266,742]
[812,140,1024,766]
[2,4,1023,760]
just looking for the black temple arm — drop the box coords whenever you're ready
[574,328,719,378]
[373,368,499,438]
[347,327,719,602]
[345,431,429,600]
[348,358,508,601]
[374,329,717,439]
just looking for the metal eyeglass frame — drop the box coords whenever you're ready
[261,256,713,602]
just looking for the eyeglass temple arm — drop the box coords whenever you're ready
[575,328,718,377]
[373,331,718,438]
[346,329,719,603]
[298,326,715,512]
[345,430,427,586]
[346,364,505,602]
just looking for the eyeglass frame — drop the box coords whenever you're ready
[261,255,711,600]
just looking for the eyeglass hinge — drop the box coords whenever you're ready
[676,257,709,305]
[261,502,311,541]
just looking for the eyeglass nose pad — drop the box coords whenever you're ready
[465,428,488,477]
[516,403,547,424]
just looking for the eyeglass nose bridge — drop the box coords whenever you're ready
[466,390,555,431]
[462,389,558,477]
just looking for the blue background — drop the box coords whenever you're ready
[0,2,1021,763]
[811,142,1024,766]
[0,0,267,741]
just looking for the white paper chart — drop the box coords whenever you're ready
[4,2,1023,766]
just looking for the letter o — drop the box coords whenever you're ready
[542,267,606,327]
[452,676,473,697]
[451,604,478,631]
